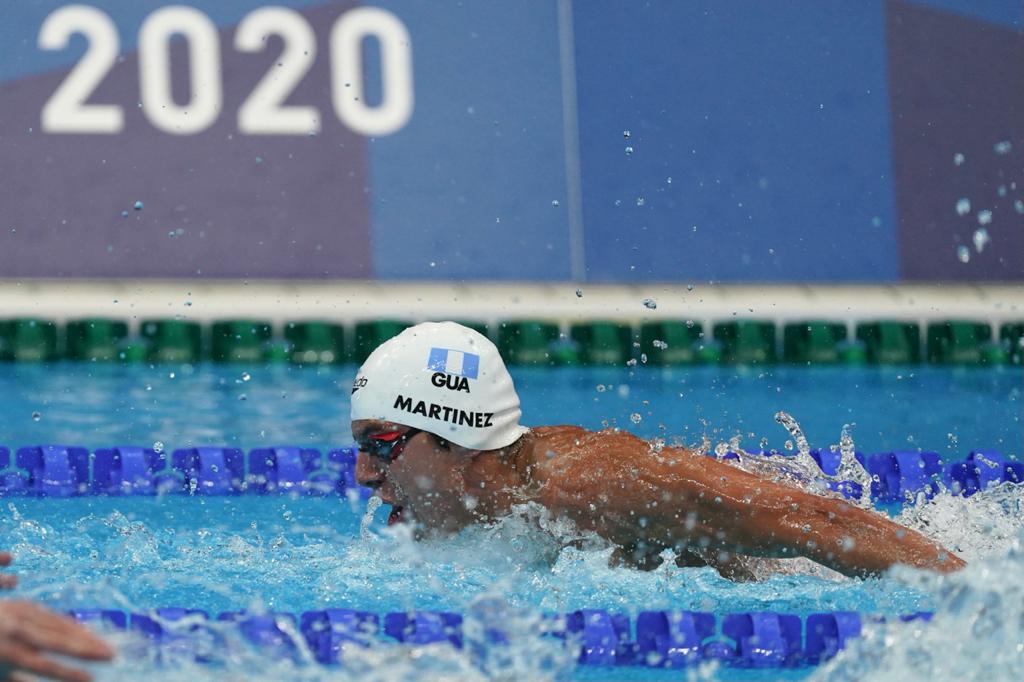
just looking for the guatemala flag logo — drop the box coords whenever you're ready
[427,347,480,379]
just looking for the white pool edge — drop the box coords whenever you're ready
[0,280,1022,333]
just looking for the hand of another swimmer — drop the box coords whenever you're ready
[0,554,15,590]
[0,600,114,682]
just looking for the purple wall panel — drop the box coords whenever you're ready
[887,0,1024,280]
[0,2,370,278]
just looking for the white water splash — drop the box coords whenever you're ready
[360,496,382,539]
[837,424,874,510]
[812,523,1024,681]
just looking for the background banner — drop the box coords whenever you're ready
[1,0,1021,281]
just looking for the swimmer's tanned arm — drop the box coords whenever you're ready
[528,426,966,578]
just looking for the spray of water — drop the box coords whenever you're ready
[361,495,382,539]
[837,424,874,510]
[811,497,1024,675]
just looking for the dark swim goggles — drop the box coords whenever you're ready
[357,427,423,462]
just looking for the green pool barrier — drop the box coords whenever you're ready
[352,320,411,364]
[856,321,921,364]
[838,341,868,365]
[0,319,59,362]
[284,321,345,365]
[980,342,1008,366]
[263,340,292,363]
[141,320,203,363]
[926,320,991,365]
[783,321,847,364]
[66,319,129,362]
[570,321,633,365]
[211,320,273,363]
[496,320,562,366]
[0,321,10,361]
[116,339,149,363]
[713,320,777,364]
[697,342,722,364]
[1001,323,1024,365]
[639,321,704,365]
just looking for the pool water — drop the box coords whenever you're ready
[0,362,1022,680]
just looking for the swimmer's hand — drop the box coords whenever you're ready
[0,554,16,590]
[0,600,114,682]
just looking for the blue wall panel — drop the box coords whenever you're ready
[573,1,899,282]
[366,1,571,281]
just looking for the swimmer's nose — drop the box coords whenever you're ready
[355,452,384,489]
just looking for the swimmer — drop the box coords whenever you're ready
[351,322,966,579]
[0,551,114,682]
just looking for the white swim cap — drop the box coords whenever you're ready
[350,321,528,450]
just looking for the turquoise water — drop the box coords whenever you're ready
[0,363,1022,680]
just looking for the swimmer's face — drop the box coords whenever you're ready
[352,419,479,535]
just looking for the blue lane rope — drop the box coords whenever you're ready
[0,444,1020,500]
[66,608,934,668]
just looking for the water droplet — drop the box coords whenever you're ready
[120,210,128,218]
[596,384,606,393]
[1015,200,1024,214]
[238,394,248,401]
[998,185,1007,197]
[551,200,560,208]
[652,339,668,349]
[686,283,695,292]
[973,228,990,253]
[784,439,794,451]
[575,288,583,298]
[993,140,1012,155]
[642,298,657,309]
[630,413,642,424]
[977,209,993,225]
[624,146,634,155]
[31,411,41,422]
[626,358,638,367]
[957,245,971,263]
[153,441,164,453]
[241,372,251,382]
[622,129,631,139]
[953,152,965,166]
[955,198,971,216]
[133,200,143,210]
[635,196,645,206]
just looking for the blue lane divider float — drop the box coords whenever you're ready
[66,608,934,668]
[0,443,1019,501]
[16,445,91,496]
[0,444,372,498]
[301,610,379,664]
[635,610,714,667]
[946,450,1024,496]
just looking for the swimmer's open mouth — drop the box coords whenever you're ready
[387,505,406,526]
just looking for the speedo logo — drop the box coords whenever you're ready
[351,376,368,394]
[393,394,494,428]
